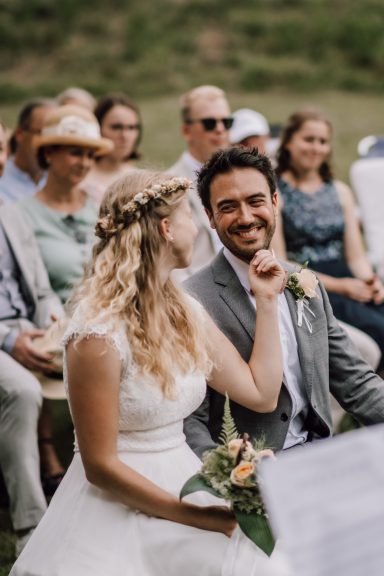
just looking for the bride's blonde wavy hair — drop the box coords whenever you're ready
[69,169,212,397]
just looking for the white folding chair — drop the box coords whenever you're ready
[350,157,384,279]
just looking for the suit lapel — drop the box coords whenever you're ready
[284,286,314,397]
[212,253,256,340]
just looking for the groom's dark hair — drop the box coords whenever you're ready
[197,147,277,211]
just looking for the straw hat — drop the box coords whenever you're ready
[32,319,69,400]
[33,105,113,156]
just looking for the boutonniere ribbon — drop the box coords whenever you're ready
[284,265,318,333]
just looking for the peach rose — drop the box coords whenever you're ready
[230,461,255,487]
[294,269,318,298]
[253,449,275,462]
[227,439,254,461]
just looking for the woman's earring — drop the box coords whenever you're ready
[168,235,174,242]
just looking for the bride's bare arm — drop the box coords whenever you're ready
[66,337,236,536]
[206,249,284,413]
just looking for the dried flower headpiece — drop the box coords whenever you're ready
[95,177,191,240]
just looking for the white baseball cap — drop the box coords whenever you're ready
[230,108,270,144]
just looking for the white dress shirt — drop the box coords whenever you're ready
[223,248,309,448]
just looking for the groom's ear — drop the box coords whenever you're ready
[205,207,216,229]
[272,192,278,214]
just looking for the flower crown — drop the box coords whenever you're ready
[95,177,191,240]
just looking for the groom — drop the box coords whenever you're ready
[184,147,384,458]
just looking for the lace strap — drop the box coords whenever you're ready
[62,317,130,365]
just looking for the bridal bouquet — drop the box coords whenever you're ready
[180,395,275,556]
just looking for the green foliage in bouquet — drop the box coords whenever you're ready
[218,395,240,445]
[180,394,275,556]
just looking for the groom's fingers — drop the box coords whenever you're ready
[252,253,283,275]
[251,250,272,270]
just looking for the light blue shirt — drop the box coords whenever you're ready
[0,157,46,202]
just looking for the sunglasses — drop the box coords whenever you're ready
[62,215,87,244]
[186,117,234,132]
[108,123,140,132]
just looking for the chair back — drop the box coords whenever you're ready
[350,157,384,279]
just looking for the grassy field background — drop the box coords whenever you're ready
[1,0,384,100]
[1,0,384,569]
[1,88,383,572]
[2,88,384,185]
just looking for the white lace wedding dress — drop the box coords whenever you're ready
[11,308,290,576]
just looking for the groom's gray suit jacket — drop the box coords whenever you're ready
[184,251,384,457]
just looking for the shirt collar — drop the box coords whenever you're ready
[7,157,35,184]
[182,151,203,174]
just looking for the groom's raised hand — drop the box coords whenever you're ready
[249,249,286,301]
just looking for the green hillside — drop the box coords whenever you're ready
[1,0,384,102]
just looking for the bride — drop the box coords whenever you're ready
[11,170,290,575]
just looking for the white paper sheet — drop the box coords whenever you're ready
[260,425,384,576]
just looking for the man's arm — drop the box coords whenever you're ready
[322,281,384,424]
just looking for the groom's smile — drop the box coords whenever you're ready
[206,167,277,263]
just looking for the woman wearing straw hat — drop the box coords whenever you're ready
[19,105,113,304]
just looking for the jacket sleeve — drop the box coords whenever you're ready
[0,323,12,349]
[183,389,218,460]
[321,280,384,424]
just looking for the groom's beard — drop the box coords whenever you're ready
[215,215,276,264]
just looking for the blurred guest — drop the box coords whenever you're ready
[350,136,384,282]
[168,85,233,279]
[20,105,113,304]
[0,120,8,176]
[82,92,141,204]
[357,135,384,159]
[273,108,384,369]
[0,198,64,556]
[0,99,56,202]
[229,108,270,154]
[56,86,96,112]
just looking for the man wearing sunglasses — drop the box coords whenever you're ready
[168,85,233,280]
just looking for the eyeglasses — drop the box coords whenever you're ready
[62,215,87,244]
[185,117,234,132]
[24,127,42,135]
[108,123,140,132]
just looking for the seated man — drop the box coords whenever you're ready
[168,85,233,280]
[0,99,56,202]
[0,199,63,555]
[184,147,384,458]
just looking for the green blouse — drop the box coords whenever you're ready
[20,196,98,303]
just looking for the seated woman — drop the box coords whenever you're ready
[81,92,142,204]
[11,171,289,576]
[272,107,384,370]
[19,105,113,304]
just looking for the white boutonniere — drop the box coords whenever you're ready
[286,265,318,333]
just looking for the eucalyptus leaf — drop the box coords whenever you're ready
[234,509,275,557]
